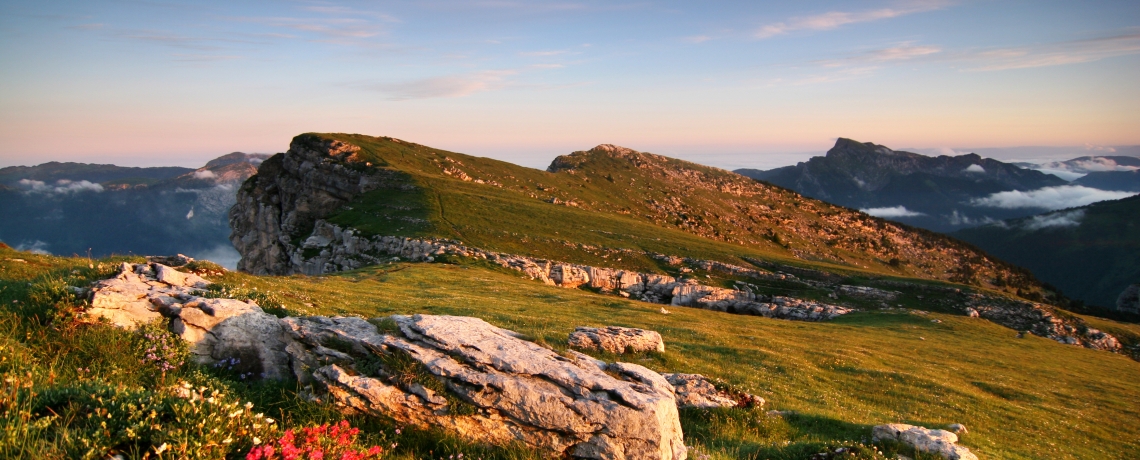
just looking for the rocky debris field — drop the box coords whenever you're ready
[290,220,854,322]
[963,294,1121,352]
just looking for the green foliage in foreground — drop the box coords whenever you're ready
[2,248,1139,459]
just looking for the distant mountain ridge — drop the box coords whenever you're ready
[0,162,193,187]
[0,153,270,266]
[735,138,1070,232]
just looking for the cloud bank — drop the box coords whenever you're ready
[963,164,985,174]
[970,185,1137,210]
[860,206,924,217]
[14,240,51,255]
[18,179,105,195]
[1023,210,1084,230]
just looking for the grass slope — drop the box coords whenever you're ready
[301,133,1054,303]
[3,247,1138,459]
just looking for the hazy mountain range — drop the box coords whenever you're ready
[736,138,1140,233]
[0,152,269,267]
[735,139,1139,310]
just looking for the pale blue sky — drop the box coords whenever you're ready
[1,0,1137,169]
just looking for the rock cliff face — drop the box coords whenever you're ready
[229,134,410,275]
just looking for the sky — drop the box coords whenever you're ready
[1,0,1138,170]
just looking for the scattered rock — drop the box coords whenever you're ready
[659,307,671,315]
[964,308,979,318]
[836,285,899,301]
[569,326,665,354]
[267,218,853,323]
[967,293,1122,352]
[86,262,290,378]
[663,373,764,409]
[947,423,968,434]
[872,424,977,460]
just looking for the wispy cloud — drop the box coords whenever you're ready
[239,16,387,41]
[519,50,567,57]
[772,66,879,86]
[301,4,400,23]
[816,42,942,68]
[117,31,224,50]
[861,206,924,217]
[17,179,104,195]
[962,33,1140,71]
[365,70,518,100]
[171,53,244,62]
[1023,210,1084,230]
[755,1,949,39]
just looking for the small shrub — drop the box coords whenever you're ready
[245,420,385,460]
[134,322,188,379]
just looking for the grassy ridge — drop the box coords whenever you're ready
[303,133,1056,304]
[6,247,1133,458]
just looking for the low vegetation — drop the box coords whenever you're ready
[2,246,1138,459]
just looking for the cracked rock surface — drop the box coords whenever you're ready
[282,314,688,460]
[86,262,290,379]
[569,326,665,354]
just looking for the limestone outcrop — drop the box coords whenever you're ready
[872,424,977,460]
[964,294,1121,352]
[229,134,414,275]
[280,220,853,322]
[663,373,764,409]
[835,285,899,301]
[569,326,666,354]
[85,266,690,459]
[283,315,687,459]
[86,262,291,379]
